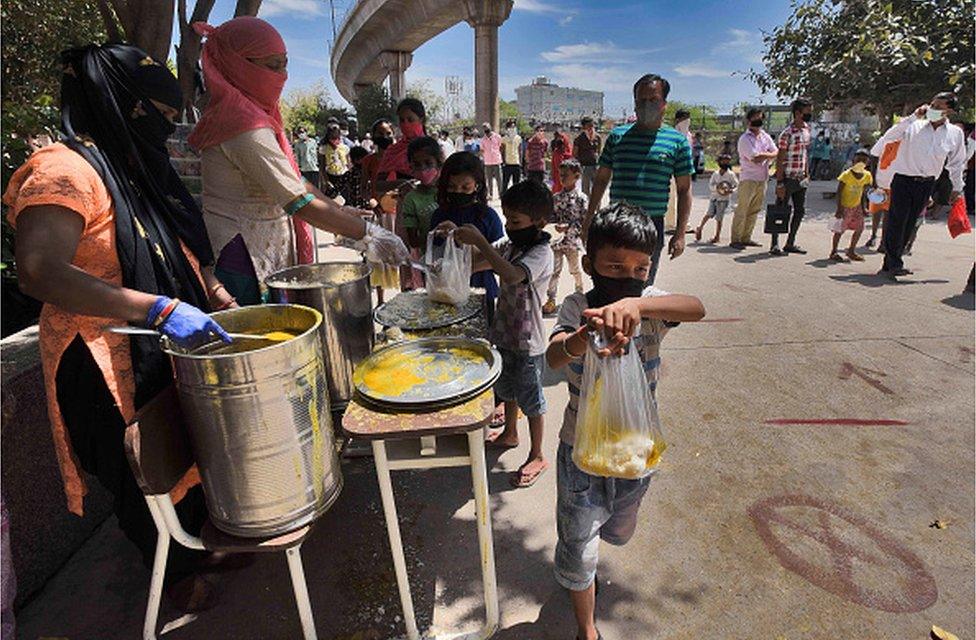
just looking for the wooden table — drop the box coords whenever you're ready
[343,391,499,640]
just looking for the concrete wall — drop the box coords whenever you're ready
[1,326,113,608]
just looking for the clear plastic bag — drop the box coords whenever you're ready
[572,332,666,479]
[425,230,472,306]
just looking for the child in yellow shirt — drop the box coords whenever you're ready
[830,149,872,262]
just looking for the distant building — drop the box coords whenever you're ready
[514,76,603,127]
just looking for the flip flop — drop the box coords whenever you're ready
[510,459,549,488]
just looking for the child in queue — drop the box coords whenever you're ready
[429,151,504,316]
[544,158,588,315]
[546,202,705,640]
[436,180,555,488]
[830,148,872,262]
[402,136,444,256]
[695,153,738,244]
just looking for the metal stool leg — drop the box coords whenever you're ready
[144,498,171,640]
[467,431,499,637]
[372,439,420,640]
[285,545,318,640]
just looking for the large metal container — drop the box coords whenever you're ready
[266,262,374,411]
[163,304,341,537]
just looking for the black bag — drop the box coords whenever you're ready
[764,199,791,234]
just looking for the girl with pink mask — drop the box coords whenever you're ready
[190,17,407,304]
[402,136,445,273]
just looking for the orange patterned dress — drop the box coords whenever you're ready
[3,143,200,515]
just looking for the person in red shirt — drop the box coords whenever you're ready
[525,125,550,186]
[551,127,573,193]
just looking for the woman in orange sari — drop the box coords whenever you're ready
[4,44,232,611]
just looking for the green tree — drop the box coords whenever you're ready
[499,99,533,137]
[405,81,445,124]
[353,84,397,137]
[750,0,974,127]
[664,102,722,131]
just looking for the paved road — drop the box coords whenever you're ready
[16,178,975,639]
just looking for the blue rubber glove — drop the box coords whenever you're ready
[146,296,232,349]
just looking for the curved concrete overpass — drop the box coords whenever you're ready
[330,0,513,127]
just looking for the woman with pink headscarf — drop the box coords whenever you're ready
[190,17,408,303]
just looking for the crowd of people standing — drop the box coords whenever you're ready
[2,10,972,638]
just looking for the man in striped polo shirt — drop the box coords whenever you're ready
[583,73,694,285]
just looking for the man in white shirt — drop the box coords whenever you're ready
[877,91,967,278]
[438,129,456,158]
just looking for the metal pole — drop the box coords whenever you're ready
[467,430,499,635]
[372,439,420,640]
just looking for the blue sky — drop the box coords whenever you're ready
[198,0,794,117]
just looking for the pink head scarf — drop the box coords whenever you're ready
[189,17,314,263]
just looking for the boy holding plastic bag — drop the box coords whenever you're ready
[436,180,555,488]
[546,202,705,640]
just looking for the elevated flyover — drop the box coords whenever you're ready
[330,0,513,128]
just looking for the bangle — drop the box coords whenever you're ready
[153,298,180,328]
[561,334,583,359]
[284,193,314,216]
[214,297,236,311]
[208,282,227,297]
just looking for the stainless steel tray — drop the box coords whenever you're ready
[352,337,501,407]
[374,290,482,330]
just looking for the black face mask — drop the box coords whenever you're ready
[507,226,540,248]
[750,119,764,128]
[375,135,394,149]
[587,271,646,308]
[719,163,731,170]
[802,113,813,123]
[445,191,476,208]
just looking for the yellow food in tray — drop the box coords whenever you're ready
[355,345,488,400]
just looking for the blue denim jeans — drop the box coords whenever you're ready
[553,442,652,590]
[494,348,547,418]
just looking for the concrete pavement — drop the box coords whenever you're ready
[14,178,975,639]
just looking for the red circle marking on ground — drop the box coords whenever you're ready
[748,494,937,613]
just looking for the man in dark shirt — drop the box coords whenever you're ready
[573,116,602,196]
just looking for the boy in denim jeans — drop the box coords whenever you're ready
[437,180,555,488]
[546,202,705,640]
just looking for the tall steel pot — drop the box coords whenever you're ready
[163,304,341,537]
[266,262,374,412]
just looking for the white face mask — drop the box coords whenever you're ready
[506,127,516,136]
[926,107,945,122]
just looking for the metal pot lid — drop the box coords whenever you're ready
[353,337,501,406]
[374,290,482,330]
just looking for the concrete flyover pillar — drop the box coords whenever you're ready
[378,50,413,103]
[462,0,513,131]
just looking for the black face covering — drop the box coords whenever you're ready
[750,119,764,128]
[802,113,813,123]
[446,191,476,208]
[375,135,394,149]
[60,43,212,409]
[507,226,540,248]
[586,271,646,309]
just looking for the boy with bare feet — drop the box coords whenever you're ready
[547,203,705,640]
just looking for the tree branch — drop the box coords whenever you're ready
[95,0,123,42]
[234,0,262,16]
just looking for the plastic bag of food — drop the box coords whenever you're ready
[572,332,666,479]
[425,230,472,306]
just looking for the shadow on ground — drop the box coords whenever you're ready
[16,448,645,640]
[941,293,976,311]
